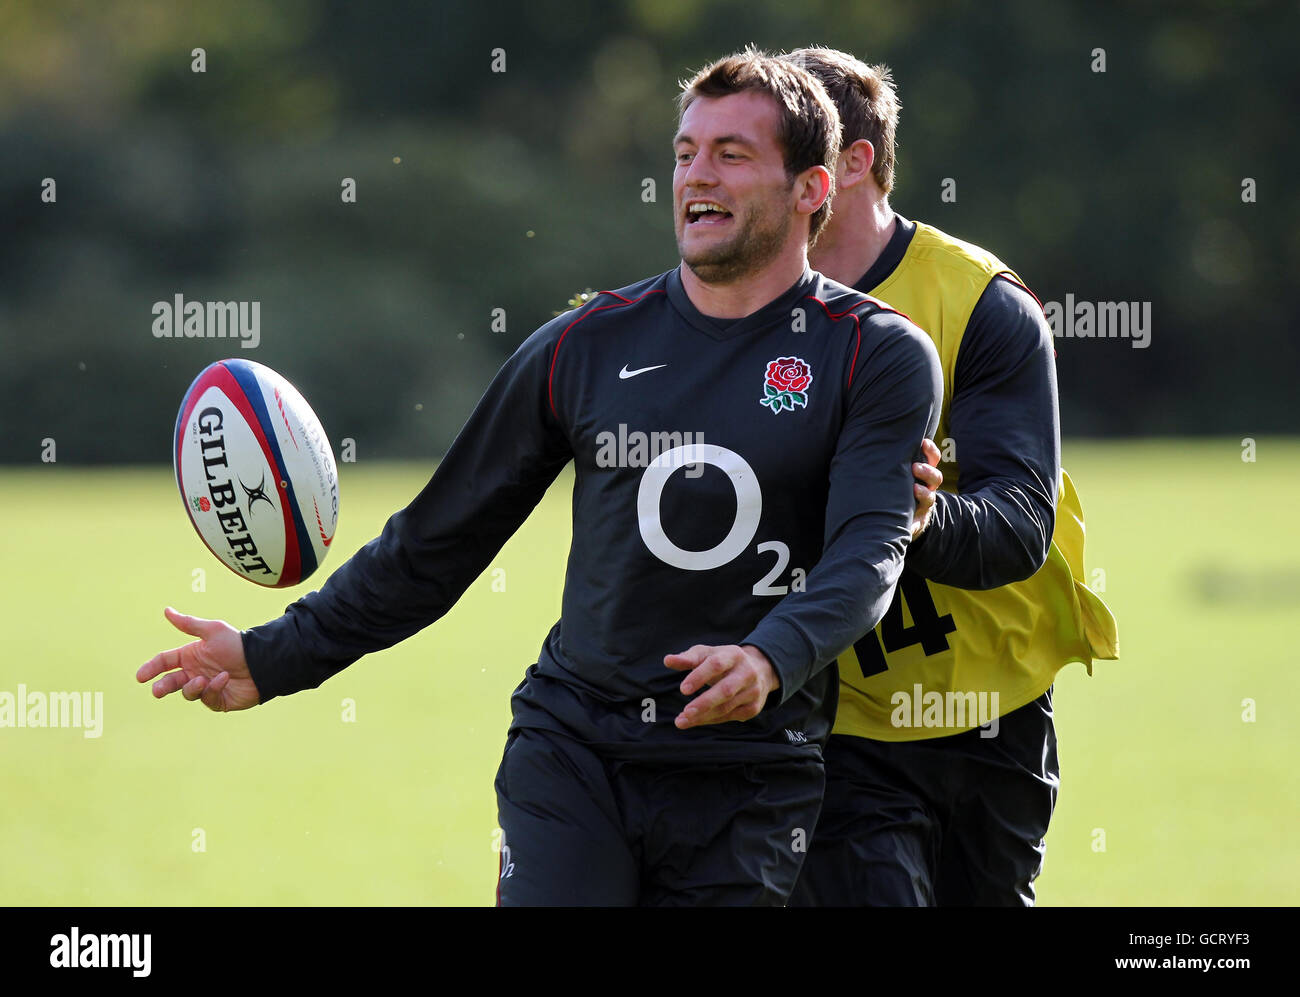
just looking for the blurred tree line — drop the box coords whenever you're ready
[1,0,1296,463]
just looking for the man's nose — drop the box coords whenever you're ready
[681,153,718,187]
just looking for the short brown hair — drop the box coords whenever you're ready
[784,47,900,194]
[679,46,841,243]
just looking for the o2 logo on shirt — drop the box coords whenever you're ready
[636,444,804,596]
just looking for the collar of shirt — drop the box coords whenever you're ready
[855,214,917,292]
[666,265,819,341]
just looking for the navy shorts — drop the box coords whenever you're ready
[494,726,825,906]
[789,688,1058,906]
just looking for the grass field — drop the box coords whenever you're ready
[1,439,1297,906]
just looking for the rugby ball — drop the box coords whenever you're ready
[174,359,339,588]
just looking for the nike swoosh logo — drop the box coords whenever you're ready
[619,363,668,379]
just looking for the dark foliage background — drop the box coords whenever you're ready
[2,0,1295,462]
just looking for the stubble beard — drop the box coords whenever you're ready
[678,200,793,286]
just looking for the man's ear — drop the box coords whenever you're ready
[795,164,833,219]
[837,138,876,190]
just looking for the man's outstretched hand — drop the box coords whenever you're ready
[136,607,260,712]
[664,644,780,729]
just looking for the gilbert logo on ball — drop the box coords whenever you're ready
[174,359,339,587]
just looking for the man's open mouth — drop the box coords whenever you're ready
[686,201,734,224]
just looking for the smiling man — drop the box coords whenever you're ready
[137,48,942,906]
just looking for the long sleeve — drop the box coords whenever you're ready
[241,321,573,702]
[905,276,1059,590]
[743,312,943,703]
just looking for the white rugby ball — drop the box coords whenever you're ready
[174,359,339,587]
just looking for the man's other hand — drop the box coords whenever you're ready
[664,644,781,729]
[911,437,943,540]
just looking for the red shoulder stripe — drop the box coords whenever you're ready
[547,289,665,418]
[855,291,912,325]
[994,271,1054,356]
[996,271,1045,313]
[804,294,883,391]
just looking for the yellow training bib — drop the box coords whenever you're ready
[834,221,1119,742]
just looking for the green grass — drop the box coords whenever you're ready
[0,439,1296,906]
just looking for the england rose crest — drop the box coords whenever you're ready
[760,356,813,413]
